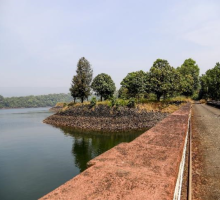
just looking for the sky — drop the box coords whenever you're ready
[1,0,220,96]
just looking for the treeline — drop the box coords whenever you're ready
[70,57,203,102]
[199,62,220,100]
[0,93,73,109]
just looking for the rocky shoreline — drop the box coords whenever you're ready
[49,106,63,112]
[43,104,169,132]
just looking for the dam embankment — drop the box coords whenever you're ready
[40,103,191,200]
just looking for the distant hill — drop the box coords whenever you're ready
[0,93,73,109]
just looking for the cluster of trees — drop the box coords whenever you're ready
[119,59,200,101]
[0,93,73,108]
[70,57,116,103]
[199,62,220,100]
[70,57,200,102]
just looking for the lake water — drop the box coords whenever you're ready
[0,108,143,200]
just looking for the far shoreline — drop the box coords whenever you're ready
[0,106,52,110]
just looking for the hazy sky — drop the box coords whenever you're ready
[1,0,220,96]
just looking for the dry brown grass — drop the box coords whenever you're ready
[137,102,185,113]
[55,102,66,107]
[97,101,110,106]
[199,99,207,104]
[59,99,186,114]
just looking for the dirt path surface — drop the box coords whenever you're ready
[192,104,220,200]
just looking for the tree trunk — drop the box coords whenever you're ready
[101,96,103,101]
[81,97,84,103]
[74,98,76,103]
[157,94,161,101]
[163,93,166,100]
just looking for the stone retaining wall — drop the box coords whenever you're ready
[40,103,191,200]
[44,105,168,131]
[207,101,220,108]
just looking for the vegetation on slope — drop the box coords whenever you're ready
[0,93,73,109]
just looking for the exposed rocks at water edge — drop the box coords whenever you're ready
[44,104,169,131]
[49,106,63,112]
[49,102,66,112]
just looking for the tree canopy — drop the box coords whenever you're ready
[149,59,179,101]
[200,62,220,100]
[91,73,116,101]
[177,58,200,94]
[70,57,93,103]
[120,70,149,99]
[179,74,194,96]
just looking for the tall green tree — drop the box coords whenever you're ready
[91,73,116,101]
[149,59,179,101]
[70,57,93,103]
[120,70,149,99]
[69,76,79,103]
[177,58,200,93]
[201,62,220,100]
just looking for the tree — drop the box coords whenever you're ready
[91,73,116,101]
[179,74,194,96]
[69,76,79,103]
[120,70,149,99]
[149,59,179,101]
[69,57,93,103]
[201,62,220,100]
[177,58,200,92]
[118,87,129,99]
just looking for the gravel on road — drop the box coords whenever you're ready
[192,104,220,200]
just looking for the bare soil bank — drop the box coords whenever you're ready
[44,104,169,131]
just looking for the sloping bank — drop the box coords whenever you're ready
[44,104,169,131]
[40,103,191,200]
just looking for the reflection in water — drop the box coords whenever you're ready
[0,107,147,200]
[58,127,145,172]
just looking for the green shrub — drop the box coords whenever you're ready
[109,97,117,107]
[191,93,199,100]
[90,97,97,107]
[127,98,136,108]
[117,99,128,106]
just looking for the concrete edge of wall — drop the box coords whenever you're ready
[207,101,220,108]
[40,103,191,200]
[173,106,191,200]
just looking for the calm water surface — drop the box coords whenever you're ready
[0,108,143,200]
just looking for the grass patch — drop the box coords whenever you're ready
[55,102,66,107]
[57,96,188,114]
[137,102,183,113]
